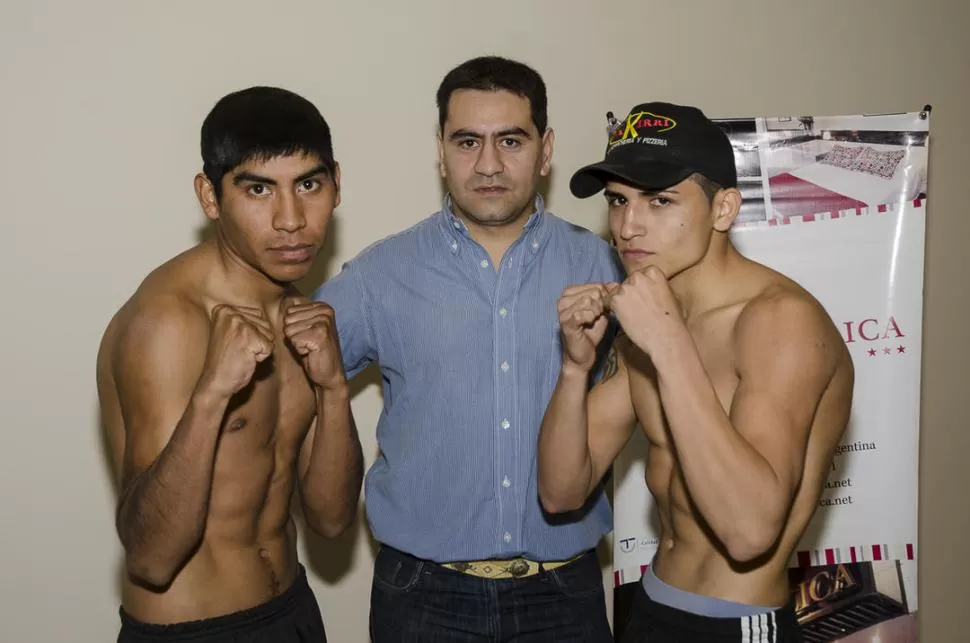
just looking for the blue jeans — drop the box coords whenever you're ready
[369,546,612,642]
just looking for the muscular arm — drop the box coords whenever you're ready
[538,342,638,513]
[107,300,229,587]
[297,386,363,538]
[648,294,839,562]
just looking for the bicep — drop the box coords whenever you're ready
[113,304,208,489]
[730,298,835,494]
[587,345,638,484]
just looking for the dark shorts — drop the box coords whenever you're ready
[620,580,804,643]
[117,565,326,643]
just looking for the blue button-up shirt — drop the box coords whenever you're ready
[313,196,624,563]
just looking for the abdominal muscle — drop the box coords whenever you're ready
[121,440,302,625]
[644,445,794,608]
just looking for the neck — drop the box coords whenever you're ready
[451,195,537,263]
[668,235,744,320]
[208,234,291,310]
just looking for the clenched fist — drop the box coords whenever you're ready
[557,283,615,373]
[199,305,275,398]
[608,265,683,354]
[282,297,346,390]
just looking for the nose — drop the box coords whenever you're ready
[273,192,306,233]
[617,202,643,241]
[474,141,503,177]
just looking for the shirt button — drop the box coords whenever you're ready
[500,419,510,430]
[480,259,489,268]
[500,361,510,372]
[502,477,511,488]
[453,221,461,229]
[504,532,512,543]
[451,241,458,251]
[499,307,508,317]
[532,241,539,249]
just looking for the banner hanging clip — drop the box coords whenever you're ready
[919,104,932,120]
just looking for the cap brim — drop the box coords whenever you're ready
[569,159,695,199]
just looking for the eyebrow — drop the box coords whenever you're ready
[448,126,532,141]
[603,186,680,199]
[232,163,331,186]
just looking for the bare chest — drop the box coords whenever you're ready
[219,341,317,457]
[626,314,741,448]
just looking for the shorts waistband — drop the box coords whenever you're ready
[636,573,800,638]
[119,564,312,639]
[642,564,779,618]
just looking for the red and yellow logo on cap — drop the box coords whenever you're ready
[609,112,677,148]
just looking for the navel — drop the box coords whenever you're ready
[226,416,248,432]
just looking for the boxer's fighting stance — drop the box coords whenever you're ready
[538,102,854,643]
[97,86,362,643]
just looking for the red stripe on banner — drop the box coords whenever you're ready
[907,543,914,560]
[850,547,857,562]
[878,204,888,213]
[640,564,648,577]
[825,548,835,565]
[797,551,811,568]
[768,219,778,227]
[783,216,791,225]
[872,545,883,561]
[614,571,621,587]
[914,198,923,208]
[855,207,863,216]
[803,214,816,222]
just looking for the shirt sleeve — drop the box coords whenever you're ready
[312,259,377,379]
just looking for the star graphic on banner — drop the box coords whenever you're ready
[883,347,892,355]
[897,345,906,353]
[867,348,877,357]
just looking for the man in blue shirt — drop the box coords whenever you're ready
[314,56,623,641]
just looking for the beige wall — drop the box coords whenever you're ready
[2,1,967,641]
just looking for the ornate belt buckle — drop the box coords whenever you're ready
[509,558,529,578]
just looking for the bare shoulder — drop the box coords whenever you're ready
[734,277,851,381]
[100,252,215,395]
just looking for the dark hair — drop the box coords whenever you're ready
[436,56,548,135]
[201,86,335,199]
[689,173,723,203]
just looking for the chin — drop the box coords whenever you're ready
[621,257,656,274]
[456,195,530,225]
[267,263,314,284]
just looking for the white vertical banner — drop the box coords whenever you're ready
[612,110,929,642]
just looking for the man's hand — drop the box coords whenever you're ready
[607,266,684,354]
[198,305,275,399]
[557,283,614,373]
[283,297,347,390]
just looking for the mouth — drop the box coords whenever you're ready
[474,186,509,196]
[620,249,654,260]
[269,244,315,263]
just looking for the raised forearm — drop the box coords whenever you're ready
[652,335,785,559]
[300,385,363,538]
[117,390,227,586]
[538,366,596,513]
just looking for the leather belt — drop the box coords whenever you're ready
[441,553,584,579]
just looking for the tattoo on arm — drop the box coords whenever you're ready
[602,345,619,381]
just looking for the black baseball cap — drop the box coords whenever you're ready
[570,102,737,198]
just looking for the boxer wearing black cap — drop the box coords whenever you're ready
[537,103,854,642]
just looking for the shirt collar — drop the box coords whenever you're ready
[439,194,548,257]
